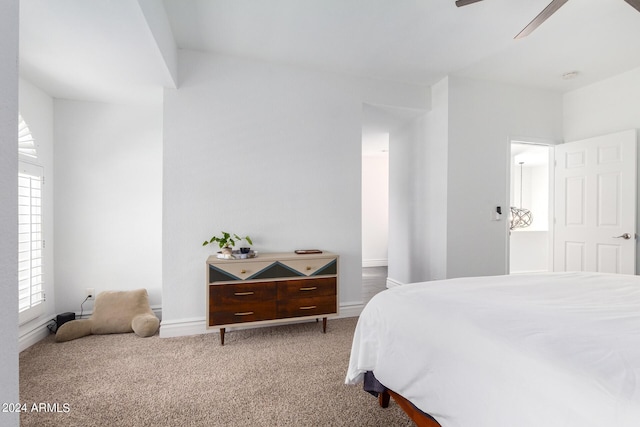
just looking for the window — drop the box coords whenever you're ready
[18,114,37,159]
[18,115,44,324]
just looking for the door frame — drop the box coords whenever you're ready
[506,137,556,274]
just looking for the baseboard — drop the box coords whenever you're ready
[75,305,162,321]
[386,277,405,288]
[159,302,365,338]
[19,317,55,352]
[362,259,388,268]
[151,305,162,320]
[18,300,364,341]
[338,301,364,318]
[19,299,361,343]
[510,270,548,274]
[159,317,207,338]
[18,305,163,350]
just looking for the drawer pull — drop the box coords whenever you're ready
[299,306,317,310]
[234,311,254,316]
[299,287,317,291]
[240,269,247,274]
[306,266,312,271]
[234,291,254,296]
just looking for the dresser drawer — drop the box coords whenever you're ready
[210,282,276,305]
[209,303,277,326]
[279,257,337,276]
[277,295,337,318]
[209,282,277,326]
[208,261,275,282]
[277,277,336,300]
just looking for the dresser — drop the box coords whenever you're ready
[206,252,339,345]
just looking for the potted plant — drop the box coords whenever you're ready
[202,232,253,256]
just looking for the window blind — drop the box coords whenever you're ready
[18,163,44,322]
[18,114,37,159]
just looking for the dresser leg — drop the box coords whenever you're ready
[379,390,390,408]
[322,317,327,333]
[220,328,225,346]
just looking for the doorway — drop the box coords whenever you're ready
[509,142,552,273]
[361,103,427,294]
[361,129,389,303]
[361,141,389,268]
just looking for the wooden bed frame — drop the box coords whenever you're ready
[378,389,442,427]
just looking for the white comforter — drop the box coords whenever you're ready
[345,272,640,427]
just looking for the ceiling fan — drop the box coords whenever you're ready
[456,0,640,39]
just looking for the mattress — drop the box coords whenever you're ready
[345,272,640,427]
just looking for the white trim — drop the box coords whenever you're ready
[159,302,365,338]
[19,317,54,352]
[151,305,162,320]
[510,270,549,274]
[75,304,162,320]
[362,259,388,267]
[386,277,405,288]
[159,317,206,338]
[18,305,163,350]
[19,300,362,343]
[338,301,364,318]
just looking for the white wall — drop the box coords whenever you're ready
[424,78,449,281]
[362,153,388,267]
[161,50,429,334]
[446,76,563,279]
[388,76,561,285]
[54,100,163,314]
[0,0,19,424]
[388,113,430,285]
[564,67,640,142]
[18,78,56,348]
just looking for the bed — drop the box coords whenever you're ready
[345,272,640,427]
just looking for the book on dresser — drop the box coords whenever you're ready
[206,251,339,345]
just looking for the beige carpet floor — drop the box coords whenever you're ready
[19,317,412,426]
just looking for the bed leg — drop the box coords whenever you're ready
[378,390,390,408]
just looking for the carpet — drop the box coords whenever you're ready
[19,317,411,426]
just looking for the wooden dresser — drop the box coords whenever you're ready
[206,252,339,345]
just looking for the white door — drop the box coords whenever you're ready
[554,130,637,274]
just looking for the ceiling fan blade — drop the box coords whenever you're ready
[455,0,484,7]
[514,0,569,39]
[623,0,640,13]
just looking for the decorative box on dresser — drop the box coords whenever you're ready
[206,252,339,345]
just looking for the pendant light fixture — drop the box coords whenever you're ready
[510,162,533,230]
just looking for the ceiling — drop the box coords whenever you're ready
[19,0,640,120]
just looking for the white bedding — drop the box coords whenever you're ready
[345,272,640,427]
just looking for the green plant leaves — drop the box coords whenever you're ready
[202,231,253,248]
